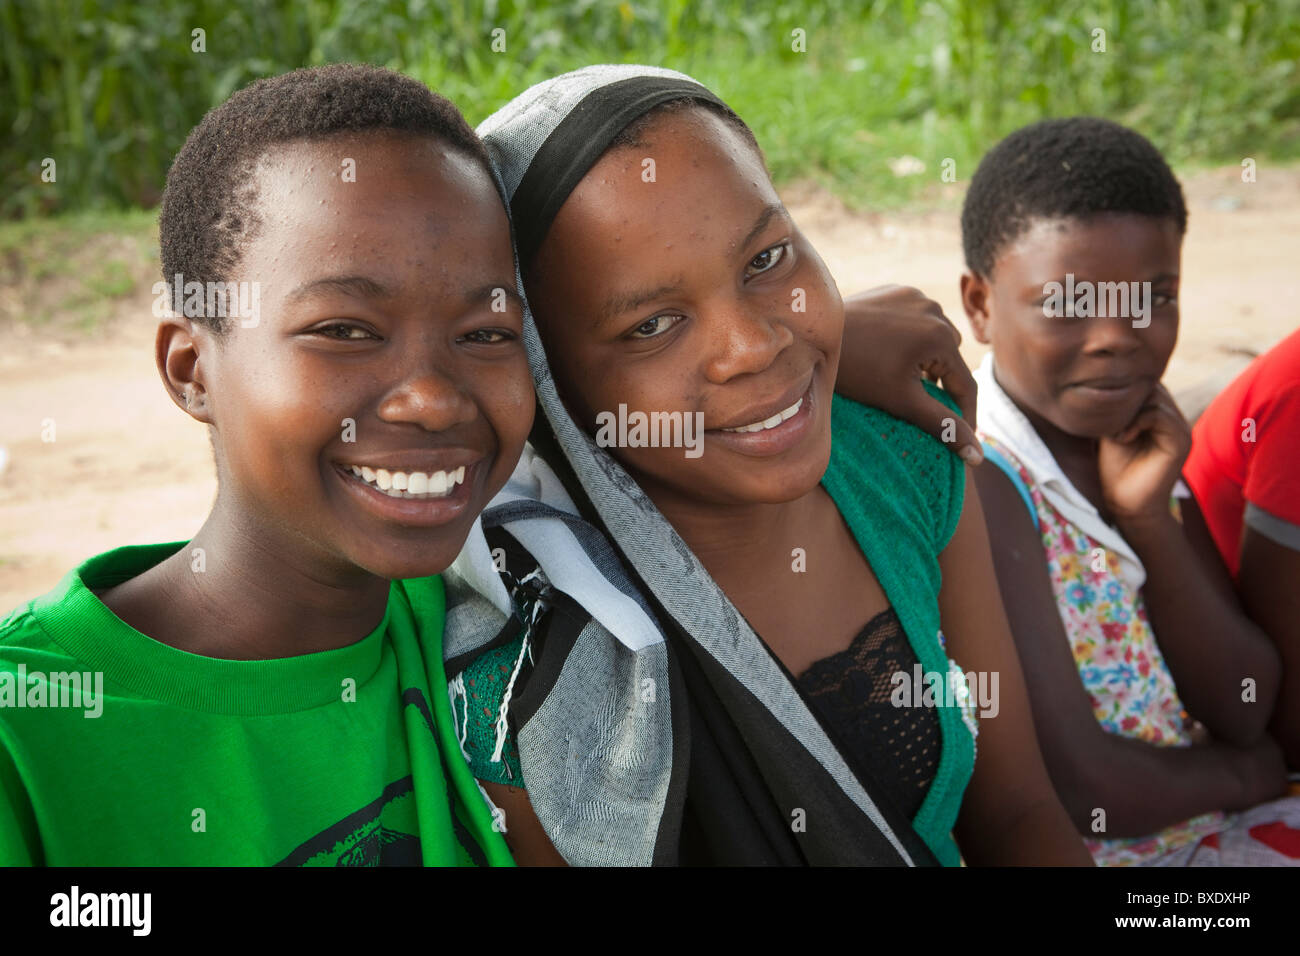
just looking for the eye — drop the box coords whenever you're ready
[628,313,685,339]
[461,328,517,344]
[1153,292,1177,307]
[745,241,790,278]
[311,323,377,340]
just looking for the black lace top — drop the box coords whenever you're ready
[795,607,940,821]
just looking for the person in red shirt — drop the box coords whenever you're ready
[1185,326,1300,768]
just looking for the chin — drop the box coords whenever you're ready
[741,457,832,505]
[350,540,467,582]
[1066,404,1143,440]
[745,484,815,505]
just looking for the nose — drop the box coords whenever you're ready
[702,300,795,384]
[377,363,479,432]
[1081,312,1143,357]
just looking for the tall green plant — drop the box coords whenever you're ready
[3,0,1297,218]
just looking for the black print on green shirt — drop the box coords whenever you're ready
[274,687,487,867]
[276,775,421,866]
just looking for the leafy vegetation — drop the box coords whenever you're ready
[4,0,1298,219]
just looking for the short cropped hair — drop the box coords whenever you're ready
[961,117,1187,278]
[159,63,490,332]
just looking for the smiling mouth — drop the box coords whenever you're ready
[712,368,818,433]
[341,463,467,499]
[719,395,805,433]
[703,380,817,459]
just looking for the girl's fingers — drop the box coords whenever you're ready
[911,387,983,465]
[1114,407,1161,444]
[926,301,962,345]
[925,357,979,433]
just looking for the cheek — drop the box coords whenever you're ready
[478,358,536,450]
[1027,333,1071,369]
[1155,319,1179,360]
[628,357,700,422]
[214,358,343,480]
[534,325,604,421]
[1000,319,1069,380]
[788,267,843,351]
[1027,353,1074,406]
[556,338,696,429]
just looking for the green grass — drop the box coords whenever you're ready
[3,0,1299,219]
[0,208,156,255]
[0,208,156,327]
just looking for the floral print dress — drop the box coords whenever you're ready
[980,432,1226,865]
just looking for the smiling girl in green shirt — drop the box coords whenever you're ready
[0,64,529,867]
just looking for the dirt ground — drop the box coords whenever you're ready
[2,165,1297,611]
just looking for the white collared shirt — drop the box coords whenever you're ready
[973,353,1190,593]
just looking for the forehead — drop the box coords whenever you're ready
[997,213,1183,281]
[254,132,498,209]
[549,110,774,251]
[241,133,509,276]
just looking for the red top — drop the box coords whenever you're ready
[1185,326,1300,577]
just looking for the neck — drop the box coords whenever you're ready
[635,472,823,590]
[993,365,1102,497]
[134,494,392,660]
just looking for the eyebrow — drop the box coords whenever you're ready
[286,276,526,311]
[594,201,790,328]
[740,202,788,254]
[286,274,392,303]
[596,280,686,328]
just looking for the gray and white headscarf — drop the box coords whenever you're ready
[443,65,934,866]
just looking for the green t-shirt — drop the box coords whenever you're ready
[0,542,514,867]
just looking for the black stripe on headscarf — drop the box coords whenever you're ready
[509,76,726,269]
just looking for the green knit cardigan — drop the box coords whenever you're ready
[821,386,976,866]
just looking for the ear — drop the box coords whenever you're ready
[960,271,994,345]
[156,316,214,424]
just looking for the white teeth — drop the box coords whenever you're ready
[722,396,804,433]
[342,464,469,499]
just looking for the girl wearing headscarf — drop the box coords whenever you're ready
[443,66,1090,866]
